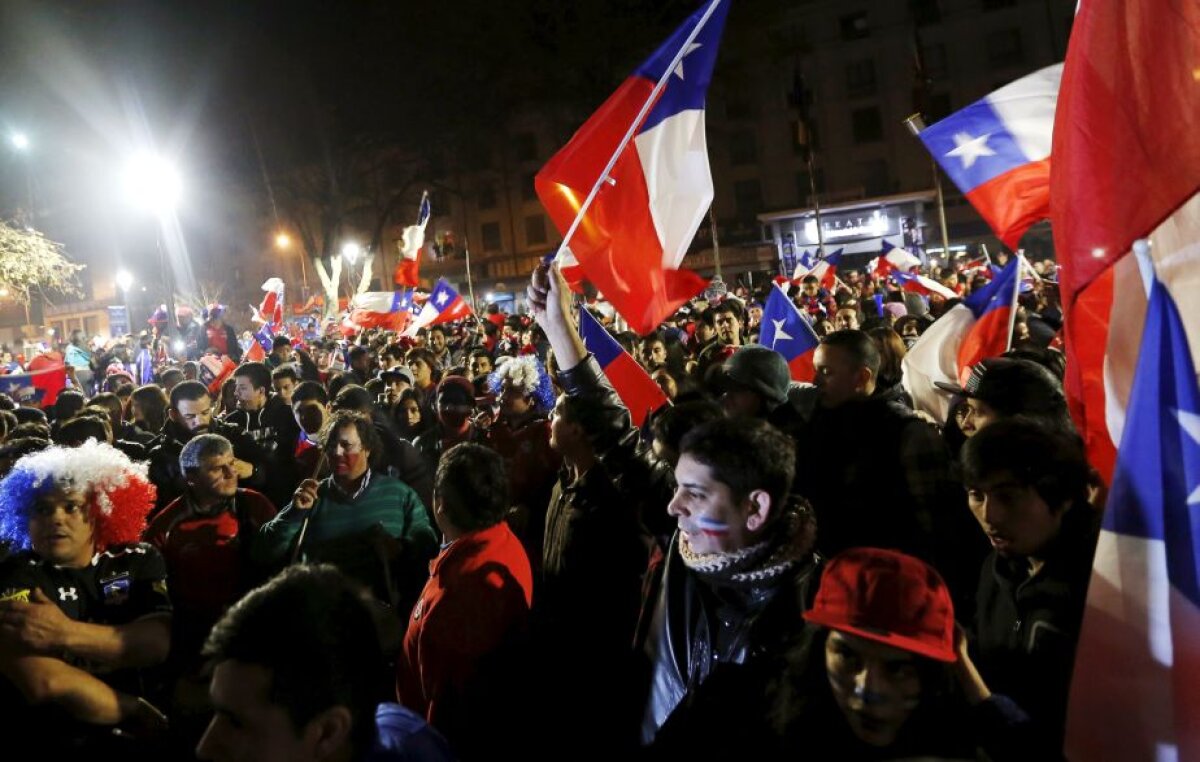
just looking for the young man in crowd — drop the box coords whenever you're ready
[396,443,533,758]
[197,564,453,762]
[225,362,302,510]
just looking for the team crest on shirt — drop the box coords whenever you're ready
[0,588,31,603]
[101,572,131,605]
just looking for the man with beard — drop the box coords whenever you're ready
[147,381,267,515]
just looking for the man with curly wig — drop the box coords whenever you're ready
[0,440,172,750]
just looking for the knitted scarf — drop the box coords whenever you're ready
[678,501,815,588]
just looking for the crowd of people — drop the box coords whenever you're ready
[0,248,1094,760]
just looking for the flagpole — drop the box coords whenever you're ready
[1006,255,1024,351]
[551,0,726,261]
[463,235,477,311]
[903,115,951,262]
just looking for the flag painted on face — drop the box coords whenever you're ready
[394,193,431,288]
[758,282,819,383]
[695,517,730,537]
[918,64,1061,248]
[535,0,730,334]
[578,307,668,428]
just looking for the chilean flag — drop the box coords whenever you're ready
[758,282,819,382]
[254,278,285,329]
[918,64,1061,248]
[244,324,273,363]
[791,249,817,281]
[900,258,1019,423]
[955,257,1020,382]
[535,0,730,335]
[890,270,958,300]
[881,240,920,272]
[579,307,668,428]
[1051,1,1200,756]
[349,291,413,332]
[0,361,67,408]
[806,248,843,290]
[404,278,471,336]
[394,192,431,287]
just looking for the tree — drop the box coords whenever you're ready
[0,221,84,326]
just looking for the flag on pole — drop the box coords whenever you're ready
[404,278,471,336]
[578,308,668,428]
[900,258,1020,422]
[254,278,285,329]
[0,362,67,408]
[535,0,730,334]
[348,291,413,332]
[245,324,273,363]
[807,248,844,290]
[881,240,921,272]
[758,282,819,382]
[394,192,431,287]
[917,64,1061,248]
[199,355,238,396]
[890,270,958,300]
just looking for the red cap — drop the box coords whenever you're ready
[803,547,956,663]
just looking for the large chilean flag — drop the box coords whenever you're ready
[579,308,668,428]
[956,257,1020,382]
[535,0,729,335]
[919,64,1061,249]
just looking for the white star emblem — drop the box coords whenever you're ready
[435,291,448,306]
[1175,408,1200,504]
[673,43,702,81]
[946,131,996,169]
[770,318,792,349]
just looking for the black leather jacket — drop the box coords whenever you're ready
[639,531,820,745]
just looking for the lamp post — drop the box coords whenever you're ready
[123,153,182,340]
[9,132,34,227]
[276,231,310,301]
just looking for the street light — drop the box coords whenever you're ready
[341,242,361,265]
[275,232,291,249]
[10,133,29,151]
[115,270,134,292]
[124,152,182,214]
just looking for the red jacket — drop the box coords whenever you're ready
[396,521,533,739]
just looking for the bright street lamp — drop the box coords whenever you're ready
[124,152,182,213]
[10,133,29,151]
[115,270,134,292]
[341,242,361,265]
[275,232,291,249]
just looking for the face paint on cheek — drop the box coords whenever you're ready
[695,517,731,537]
[334,452,364,474]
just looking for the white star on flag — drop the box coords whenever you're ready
[436,290,448,306]
[769,318,792,350]
[1175,408,1200,504]
[946,131,996,169]
[673,43,702,81]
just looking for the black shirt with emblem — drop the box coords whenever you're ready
[0,543,172,745]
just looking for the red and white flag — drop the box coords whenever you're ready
[535,0,730,334]
[393,192,430,288]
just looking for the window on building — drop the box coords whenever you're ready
[477,183,497,210]
[733,179,764,220]
[845,59,877,98]
[909,0,941,25]
[514,132,538,162]
[982,0,1016,10]
[525,215,547,246]
[851,107,884,143]
[481,222,503,252]
[858,159,891,197]
[839,12,869,40]
[521,172,538,201]
[986,28,1025,66]
[730,130,758,165]
[922,43,948,79]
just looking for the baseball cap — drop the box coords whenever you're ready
[379,366,415,386]
[933,357,1065,416]
[713,345,790,410]
[803,547,956,663]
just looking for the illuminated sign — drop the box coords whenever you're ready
[803,210,892,243]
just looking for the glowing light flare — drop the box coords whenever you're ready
[10,133,29,151]
[341,242,361,264]
[275,233,291,249]
[124,153,182,213]
[172,339,186,354]
[115,270,134,292]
